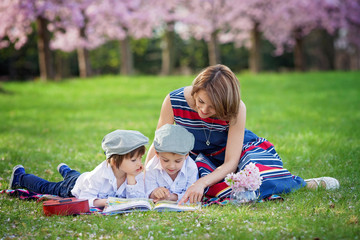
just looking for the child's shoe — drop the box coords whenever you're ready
[57,163,71,178]
[9,165,25,189]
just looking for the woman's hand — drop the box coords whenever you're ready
[178,182,206,204]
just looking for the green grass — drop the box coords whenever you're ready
[0,71,359,239]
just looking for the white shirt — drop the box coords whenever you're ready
[145,155,198,202]
[71,160,146,207]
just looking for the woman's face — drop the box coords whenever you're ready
[194,90,216,119]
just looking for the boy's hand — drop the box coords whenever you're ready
[126,174,137,185]
[150,187,170,201]
[168,193,178,202]
[126,165,143,185]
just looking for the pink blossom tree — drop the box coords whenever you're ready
[261,0,360,71]
[91,0,153,75]
[50,0,96,78]
[145,0,187,75]
[51,0,153,76]
[220,0,278,73]
[0,0,66,80]
[180,0,234,66]
[181,0,275,72]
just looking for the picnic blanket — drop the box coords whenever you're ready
[1,189,283,215]
[0,189,103,214]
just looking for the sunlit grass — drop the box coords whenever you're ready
[0,71,359,239]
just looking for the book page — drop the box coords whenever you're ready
[153,200,201,212]
[103,198,153,213]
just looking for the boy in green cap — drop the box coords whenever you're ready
[145,124,198,203]
[9,129,148,208]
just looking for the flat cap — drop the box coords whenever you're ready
[154,124,195,155]
[102,130,149,159]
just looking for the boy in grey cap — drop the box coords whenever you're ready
[9,130,148,208]
[145,124,198,203]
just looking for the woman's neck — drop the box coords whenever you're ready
[184,86,196,110]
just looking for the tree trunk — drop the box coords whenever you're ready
[161,22,175,75]
[321,30,335,70]
[77,47,91,78]
[249,22,261,73]
[120,35,134,75]
[294,28,305,71]
[208,31,220,66]
[54,51,62,81]
[36,17,54,80]
[77,23,91,78]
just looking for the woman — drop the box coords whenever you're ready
[145,64,339,204]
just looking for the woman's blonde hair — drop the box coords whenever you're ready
[108,145,146,169]
[191,64,240,121]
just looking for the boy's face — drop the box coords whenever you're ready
[119,155,143,176]
[157,152,186,178]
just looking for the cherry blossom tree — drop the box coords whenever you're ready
[145,0,188,75]
[180,0,234,66]
[51,0,153,76]
[261,0,360,71]
[50,0,95,78]
[181,0,275,72]
[0,0,63,80]
[221,0,286,73]
[91,0,153,75]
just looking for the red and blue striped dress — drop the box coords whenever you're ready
[170,87,306,199]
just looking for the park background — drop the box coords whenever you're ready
[0,0,359,81]
[0,0,359,239]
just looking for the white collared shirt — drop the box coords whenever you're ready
[145,155,198,202]
[71,160,145,207]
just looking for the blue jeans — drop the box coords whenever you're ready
[19,170,81,197]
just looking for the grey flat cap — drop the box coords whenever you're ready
[154,124,195,155]
[102,130,149,159]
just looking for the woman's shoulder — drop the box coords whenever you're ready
[169,86,195,109]
[169,86,185,96]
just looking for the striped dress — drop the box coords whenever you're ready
[170,87,306,199]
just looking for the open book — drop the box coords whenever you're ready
[102,197,201,214]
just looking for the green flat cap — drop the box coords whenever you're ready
[102,130,149,159]
[154,124,195,155]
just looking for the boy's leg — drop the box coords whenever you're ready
[57,163,71,178]
[9,165,25,189]
[19,170,80,197]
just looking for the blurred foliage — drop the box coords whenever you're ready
[0,31,39,81]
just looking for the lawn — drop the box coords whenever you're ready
[0,71,359,239]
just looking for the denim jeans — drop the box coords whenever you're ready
[19,170,81,197]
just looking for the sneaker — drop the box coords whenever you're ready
[57,163,71,177]
[305,177,340,190]
[9,165,25,189]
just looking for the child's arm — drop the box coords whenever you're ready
[125,172,146,198]
[126,174,137,185]
[144,158,161,198]
[93,199,108,208]
[177,159,199,202]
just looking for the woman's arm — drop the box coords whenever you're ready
[145,94,174,165]
[179,101,246,204]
